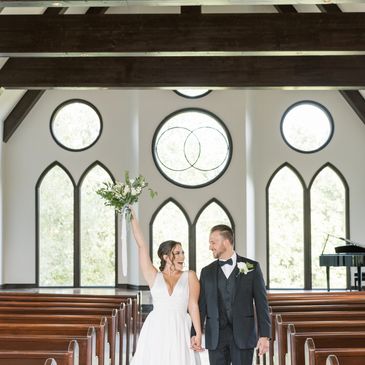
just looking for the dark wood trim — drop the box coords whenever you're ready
[1,13,365,56]
[0,284,38,289]
[340,90,365,126]
[0,0,363,7]
[43,6,67,15]
[2,6,66,143]
[85,6,108,14]
[274,5,297,13]
[317,4,342,13]
[3,90,45,142]
[316,4,365,126]
[181,6,201,14]
[2,6,108,143]
[2,56,365,89]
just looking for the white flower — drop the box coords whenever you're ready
[131,188,137,195]
[237,261,254,275]
[124,185,130,194]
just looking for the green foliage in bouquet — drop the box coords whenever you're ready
[96,171,157,220]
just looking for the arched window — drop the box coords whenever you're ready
[310,164,348,289]
[151,199,190,270]
[37,163,74,287]
[267,164,305,289]
[195,200,233,277]
[79,162,116,286]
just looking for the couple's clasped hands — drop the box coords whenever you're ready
[190,335,204,352]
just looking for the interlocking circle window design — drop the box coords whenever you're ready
[174,89,211,99]
[153,108,232,188]
[281,101,334,153]
[50,99,102,151]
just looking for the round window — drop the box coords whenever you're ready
[174,89,211,99]
[152,108,232,188]
[281,101,334,153]
[50,99,102,151]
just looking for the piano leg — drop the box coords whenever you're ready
[326,266,330,292]
[357,266,362,291]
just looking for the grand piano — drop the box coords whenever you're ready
[319,236,365,291]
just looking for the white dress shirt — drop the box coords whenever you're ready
[219,252,237,279]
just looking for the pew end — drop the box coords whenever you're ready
[326,355,339,365]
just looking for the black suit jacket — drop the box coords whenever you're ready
[199,255,271,350]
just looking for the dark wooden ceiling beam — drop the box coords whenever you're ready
[3,90,45,142]
[317,2,365,126]
[274,5,297,13]
[1,56,365,89]
[0,13,365,56]
[0,0,364,5]
[339,91,365,125]
[2,6,108,143]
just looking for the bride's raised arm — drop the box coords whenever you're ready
[129,207,158,288]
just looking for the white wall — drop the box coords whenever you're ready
[1,89,365,285]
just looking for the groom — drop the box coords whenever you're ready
[192,224,271,365]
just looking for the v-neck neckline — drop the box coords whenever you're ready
[162,271,184,297]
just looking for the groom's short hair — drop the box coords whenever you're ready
[210,224,234,245]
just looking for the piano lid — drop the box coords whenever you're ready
[335,244,365,253]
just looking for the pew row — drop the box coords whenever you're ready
[275,312,365,365]
[305,338,365,365]
[269,303,365,365]
[326,355,339,365]
[0,329,95,365]
[0,339,78,365]
[288,330,365,365]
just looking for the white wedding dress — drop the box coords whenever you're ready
[131,271,201,365]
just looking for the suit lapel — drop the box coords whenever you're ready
[210,260,219,308]
[234,255,244,302]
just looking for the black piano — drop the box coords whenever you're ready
[320,243,365,291]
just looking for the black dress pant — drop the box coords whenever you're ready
[208,326,254,365]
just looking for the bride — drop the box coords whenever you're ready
[129,207,203,365]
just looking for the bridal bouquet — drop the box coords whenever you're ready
[96,171,157,220]
[97,171,157,276]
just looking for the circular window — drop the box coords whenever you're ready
[174,89,211,99]
[280,101,334,153]
[50,99,102,151]
[152,108,232,188]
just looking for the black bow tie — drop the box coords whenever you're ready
[219,258,233,266]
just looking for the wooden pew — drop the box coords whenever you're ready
[0,292,136,365]
[0,291,140,352]
[326,355,339,365]
[288,329,365,365]
[276,319,365,365]
[305,338,365,365]
[275,312,365,365]
[0,296,136,364]
[0,339,78,365]
[269,303,365,365]
[0,312,114,364]
[0,323,106,365]
[0,328,95,365]
[0,303,127,365]
[268,292,365,301]
[45,359,57,365]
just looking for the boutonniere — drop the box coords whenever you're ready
[236,261,254,276]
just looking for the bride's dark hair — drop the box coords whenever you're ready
[158,240,181,272]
